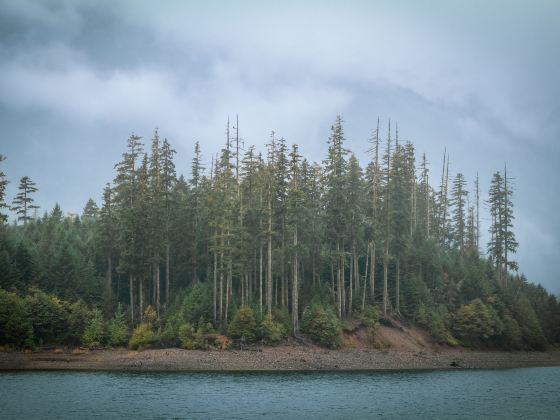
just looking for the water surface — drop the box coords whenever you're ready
[1,367,558,419]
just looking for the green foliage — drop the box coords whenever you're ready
[177,322,206,349]
[0,289,34,348]
[359,305,379,327]
[1,118,559,354]
[25,288,68,345]
[499,311,522,349]
[513,296,546,350]
[228,306,258,343]
[65,300,93,345]
[181,283,213,325]
[260,314,288,344]
[452,299,503,346]
[82,309,106,348]
[414,303,450,344]
[301,304,341,348]
[129,323,159,350]
[106,305,129,347]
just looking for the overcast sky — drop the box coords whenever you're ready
[1,0,559,294]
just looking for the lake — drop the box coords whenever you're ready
[1,367,558,419]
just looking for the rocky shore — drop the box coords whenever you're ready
[2,346,560,371]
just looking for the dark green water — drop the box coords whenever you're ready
[1,367,559,419]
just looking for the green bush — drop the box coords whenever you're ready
[358,305,379,341]
[161,311,183,346]
[301,304,341,348]
[513,296,547,350]
[25,288,68,345]
[182,283,213,325]
[178,322,206,349]
[65,300,92,345]
[452,298,503,346]
[359,305,379,328]
[0,289,34,349]
[129,323,159,350]
[82,309,105,348]
[228,305,258,342]
[107,305,129,347]
[414,303,450,344]
[500,311,522,349]
[260,314,287,344]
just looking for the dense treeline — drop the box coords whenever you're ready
[0,117,559,350]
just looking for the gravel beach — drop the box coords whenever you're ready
[2,346,560,371]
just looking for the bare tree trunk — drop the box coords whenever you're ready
[341,253,346,316]
[219,250,224,321]
[213,250,217,322]
[226,251,232,324]
[241,269,245,306]
[152,263,157,307]
[361,242,369,311]
[396,259,400,315]
[331,263,335,302]
[139,276,144,321]
[281,221,286,309]
[354,250,359,294]
[129,274,134,324]
[312,252,316,287]
[259,244,263,316]
[267,199,273,314]
[107,254,112,304]
[292,226,299,334]
[336,243,342,318]
[370,242,375,303]
[348,244,354,317]
[165,243,170,306]
[156,263,160,318]
[383,248,388,317]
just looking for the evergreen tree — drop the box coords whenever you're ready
[82,199,99,220]
[0,155,9,224]
[323,115,349,318]
[98,184,116,311]
[450,173,468,253]
[12,176,39,225]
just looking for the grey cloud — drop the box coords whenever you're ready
[0,0,558,294]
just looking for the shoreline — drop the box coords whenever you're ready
[2,347,560,372]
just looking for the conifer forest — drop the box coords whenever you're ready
[1,116,559,350]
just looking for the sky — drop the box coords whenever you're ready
[1,0,559,294]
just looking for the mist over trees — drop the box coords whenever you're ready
[1,116,559,350]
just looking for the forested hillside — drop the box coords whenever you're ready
[1,116,559,350]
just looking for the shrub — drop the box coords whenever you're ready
[301,304,341,348]
[213,334,232,350]
[82,309,105,348]
[228,306,258,342]
[65,300,92,345]
[513,296,547,350]
[25,288,68,345]
[178,322,203,349]
[143,305,158,327]
[358,305,379,341]
[161,311,183,346]
[359,305,379,328]
[182,283,213,325]
[107,305,129,347]
[0,289,34,349]
[452,298,502,346]
[415,303,450,344]
[260,314,287,344]
[129,323,159,350]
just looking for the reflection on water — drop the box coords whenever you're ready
[1,367,559,419]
